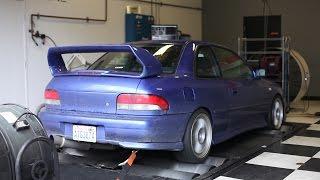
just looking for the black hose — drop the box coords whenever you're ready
[35,103,46,116]
[45,35,57,47]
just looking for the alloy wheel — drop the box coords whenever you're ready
[272,99,284,129]
[190,113,212,159]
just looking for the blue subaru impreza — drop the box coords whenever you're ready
[40,40,286,162]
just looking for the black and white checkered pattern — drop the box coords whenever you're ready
[215,117,320,180]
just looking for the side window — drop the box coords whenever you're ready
[195,46,221,78]
[212,47,252,79]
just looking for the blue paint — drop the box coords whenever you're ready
[40,40,284,151]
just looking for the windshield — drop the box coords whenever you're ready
[88,44,182,74]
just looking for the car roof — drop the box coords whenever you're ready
[128,40,221,46]
[130,40,188,45]
[129,40,229,49]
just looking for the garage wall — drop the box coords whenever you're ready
[0,0,27,105]
[0,0,202,111]
[203,0,320,97]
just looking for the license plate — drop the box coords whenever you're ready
[72,125,97,143]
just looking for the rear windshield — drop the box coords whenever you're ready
[88,44,182,74]
[88,52,141,73]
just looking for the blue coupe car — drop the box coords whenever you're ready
[40,40,286,163]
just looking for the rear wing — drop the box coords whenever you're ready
[47,45,162,78]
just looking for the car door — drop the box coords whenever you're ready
[211,46,266,132]
[193,45,231,143]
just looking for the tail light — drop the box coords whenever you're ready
[117,94,169,111]
[44,89,60,105]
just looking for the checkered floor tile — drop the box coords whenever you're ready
[224,163,293,180]
[216,116,320,180]
[298,131,320,139]
[214,176,242,180]
[286,116,319,124]
[307,124,320,131]
[246,152,310,169]
[267,143,320,157]
[314,151,320,158]
[282,136,320,147]
[284,170,320,180]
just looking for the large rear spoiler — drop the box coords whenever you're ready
[47,45,162,78]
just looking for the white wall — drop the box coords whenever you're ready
[0,0,202,111]
[0,0,27,105]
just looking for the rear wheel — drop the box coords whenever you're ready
[175,109,212,163]
[267,96,285,130]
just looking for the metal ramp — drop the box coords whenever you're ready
[126,156,226,179]
[58,123,303,180]
[59,148,226,180]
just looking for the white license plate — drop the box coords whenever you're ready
[72,125,97,143]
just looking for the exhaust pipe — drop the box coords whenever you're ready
[51,135,116,150]
[51,135,91,150]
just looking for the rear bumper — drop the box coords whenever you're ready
[39,110,190,151]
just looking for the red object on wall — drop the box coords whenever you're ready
[259,55,282,77]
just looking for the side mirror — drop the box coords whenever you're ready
[255,69,266,77]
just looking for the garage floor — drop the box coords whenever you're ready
[216,101,320,180]
[59,101,320,180]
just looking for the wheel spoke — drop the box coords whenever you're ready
[195,119,202,131]
[194,141,203,154]
[275,101,280,109]
[279,108,283,121]
[198,118,205,129]
[274,118,279,126]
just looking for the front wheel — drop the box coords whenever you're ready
[267,96,285,130]
[175,109,213,163]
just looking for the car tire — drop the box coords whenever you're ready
[175,109,212,163]
[267,96,285,130]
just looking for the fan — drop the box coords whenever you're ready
[0,104,59,180]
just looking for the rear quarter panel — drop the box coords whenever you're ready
[136,75,194,115]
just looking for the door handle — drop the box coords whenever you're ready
[232,89,238,94]
[229,88,238,95]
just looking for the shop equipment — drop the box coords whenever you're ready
[0,104,59,180]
